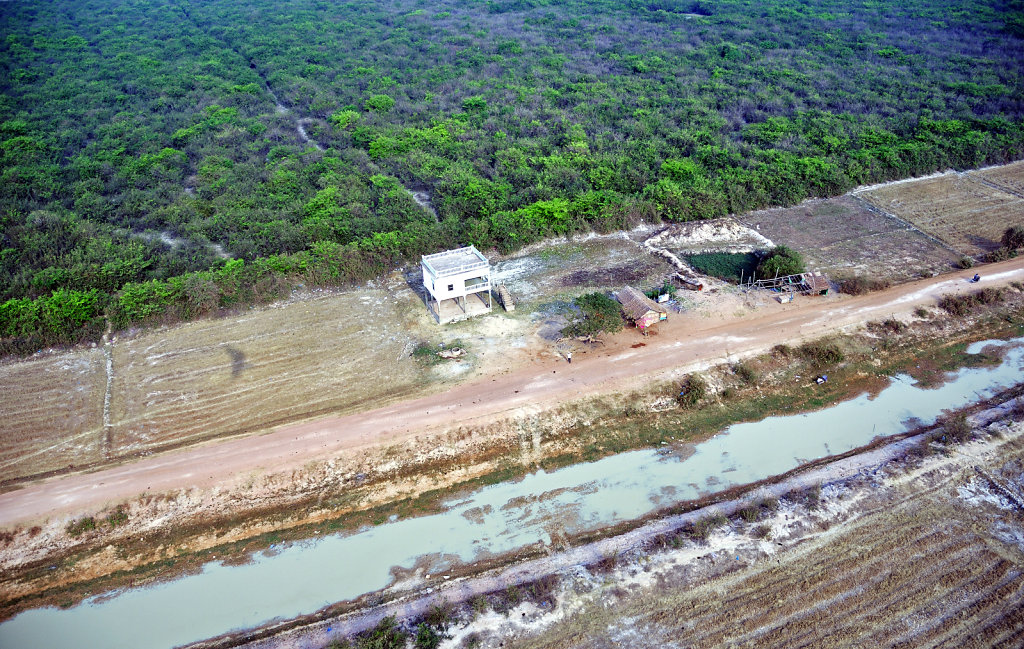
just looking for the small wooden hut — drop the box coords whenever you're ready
[800,272,830,296]
[616,286,668,333]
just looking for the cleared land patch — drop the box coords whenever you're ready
[740,195,959,282]
[0,349,106,479]
[971,160,1024,199]
[493,235,672,304]
[105,284,429,459]
[856,169,1024,256]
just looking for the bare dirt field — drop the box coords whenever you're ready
[105,284,430,461]
[739,195,960,282]
[972,160,1024,199]
[0,233,673,483]
[0,348,106,479]
[856,167,1024,256]
[491,232,673,306]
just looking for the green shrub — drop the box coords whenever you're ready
[644,282,676,300]
[414,624,442,649]
[772,344,792,357]
[938,288,1004,316]
[734,362,758,384]
[364,94,395,113]
[66,516,96,537]
[561,292,623,337]
[504,585,522,607]
[470,595,489,615]
[1002,225,1024,250]
[801,484,822,510]
[423,602,453,630]
[686,513,728,542]
[356,616,405,649]
[739,505,760,522]
[105,505,129,528]
[871,317,906,334]
[676,373,707,408]
[957,255,975,269]
[941,412,972,443]
[799,340,845,366]
[757,246,805,278]
[985,246,1016,263]
[938,294,974,316]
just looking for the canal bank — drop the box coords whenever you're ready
[2,327,1022,649]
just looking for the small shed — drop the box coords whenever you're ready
[616,286,668,332]
[800,272,830,296]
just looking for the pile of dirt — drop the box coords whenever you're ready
[645,218,775,255]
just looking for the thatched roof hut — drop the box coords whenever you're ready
[616,286,668,330]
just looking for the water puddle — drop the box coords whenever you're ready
[2,338,1022,649]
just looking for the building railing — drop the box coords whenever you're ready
[422,246,490,278]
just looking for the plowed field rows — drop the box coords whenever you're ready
[523,484,1024,649]
[973,160,1024,198]
[739,196,958,282]
[856,170,1024,256]
[0,349,106,479]
[106,286,427,457]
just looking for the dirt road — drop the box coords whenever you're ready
[2,257,1024,528]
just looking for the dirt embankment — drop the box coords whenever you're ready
[2,286,1023,623]
[202,401,1024,649]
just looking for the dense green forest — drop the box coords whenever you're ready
[2,0,1024,352]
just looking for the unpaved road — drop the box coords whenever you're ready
[2,257,1024,528]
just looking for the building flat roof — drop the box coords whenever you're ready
[422,246,489,277]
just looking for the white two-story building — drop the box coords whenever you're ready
[421,245,492,323]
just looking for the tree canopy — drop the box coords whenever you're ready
[2,0,1024,352]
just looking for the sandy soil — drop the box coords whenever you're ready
[2,255,1023,531]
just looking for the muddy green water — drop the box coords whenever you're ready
[1,338,1021,649]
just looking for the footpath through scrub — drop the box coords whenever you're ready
[2,255,1024,528]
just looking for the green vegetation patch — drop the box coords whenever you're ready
[2,0,1024,356]
[562,292,624,337]
[685,252,760,283]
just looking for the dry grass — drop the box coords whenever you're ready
[105,285,428,458]
[857,168,1024,256]
[740,195,959,282]
[0,236,670,481]
[972,160,1024,198]
[0,348,106,479]
[0,279,435,480]
[518,467,1024,649]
